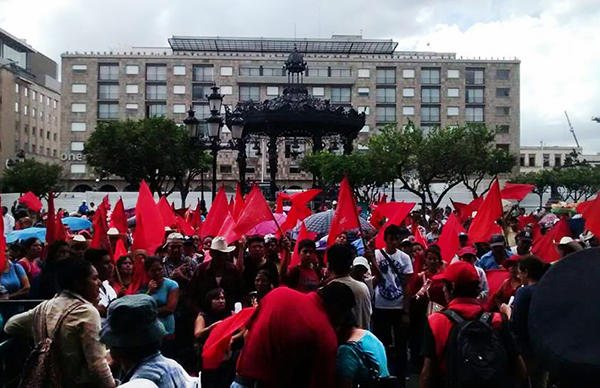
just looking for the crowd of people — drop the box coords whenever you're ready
[0,190,598,388]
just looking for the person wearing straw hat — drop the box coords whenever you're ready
[189,237,244,313]
[101,294,197,388]
[69,234,89,260]
[555,236,584,258]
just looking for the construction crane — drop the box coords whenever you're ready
[564,111,581,148]
[593,117,600,123]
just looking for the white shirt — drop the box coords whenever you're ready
[450,256,489,301]
[99,280,117,308]
[374,248,413,310]
[3,213,15,235]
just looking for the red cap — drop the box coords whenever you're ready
[433,261,480,284]
[458,246,477,257]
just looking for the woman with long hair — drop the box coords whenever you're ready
[18,237,43,281]
[28,240,70,299]
[110,255,134,297]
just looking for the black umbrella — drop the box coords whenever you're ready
[529,247,600,381]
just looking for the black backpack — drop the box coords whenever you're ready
[443,309,511,388]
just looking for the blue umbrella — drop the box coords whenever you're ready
[61,217,93,231]
[6,227,47,244]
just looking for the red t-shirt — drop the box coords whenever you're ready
[236,287,338,388]
[287,265,321,293]
[18,258,41,280]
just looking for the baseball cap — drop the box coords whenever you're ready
[457,246,477,257]
[489,234,506,247]
[166,232,184,244]
[352,256,370,270]
[433,261,480,284]
[517,230,533,242]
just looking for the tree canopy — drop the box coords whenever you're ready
[84,117,211,203]
[1,159,63,197]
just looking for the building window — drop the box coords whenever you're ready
[360,125,370,133]
[358,69,371,78]
[98,84,119,99]
[357,106,370,115]
[376,87,396,103]
[554,155,561,166]
[402,106,415,116]
[330,68,351,77]
[72,64,87,72]
[24,88,28,97]
[71,164,87,174]
[71,122,87,132]
[220,165,232,174]
[220,67,233,76]
[15,102,19,113]
[219,86,233,95]
[529,154,536,166]
[240,86,260,102]
[193,104,211,134]
[23,105,28,116]
[495,107,510,116]
[146,65,167,81]
[173,65,186,76]
[39,110,43,118]
[466,88,484,104]
[312,87,325,96]
[520,155,525,167]
[173,85,186,95]
[193,65,215,82]
[497,144,510,152]
[15,84,20,94]
[71,103,87,113]
[402,69,415,79]
[246,167,256,174]
[126,84,139,94]
[357,87,370,97]
[331,87,351,103]
[447,107,459,116]
[125,65,139,75]
[98,103,119,119]
[496,69,510,80]
[173,104,186,114]
[542,154,550,167]
[53,100,57,109]
[32,126,37,136]
[71,141,85,151]
[421,106,440,122]
[307,67,328,77]
[466,68,485,85]
[465,107,484,122]
[421,68,440,84]
[24,124,28,134]
[496,88,510,98]
[263,67,285,76]
[46,97,50,106]
[290,166,302,174]
[376,106,396,122]
[125,103,139,111]
[403,88,415,98]
[53,133,57,141]
[447,69,460,79]
[99,64,119,81]
[53,149,57,157]
[147,104,167,118]
[39,93,43,103]
[40,129,43,138]
[32,91,36,100]
[32,108,36,117]
[421,87,440,103]
[146,84,167,100]
[497,125,510,133]
[376,68,396,84]
[266,86,279,96]
[239,66,260,76]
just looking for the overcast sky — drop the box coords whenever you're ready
[1,0,599,153]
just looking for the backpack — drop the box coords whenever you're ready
[344,342,397,388]
[19,301,82,388]
[443,309,511,388]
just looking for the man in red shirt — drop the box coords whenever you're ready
[420,261,526,388]
[234,283,356,388]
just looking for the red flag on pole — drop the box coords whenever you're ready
[191,199,203,234]
[158,196,176,229]
[202,186,229,238]
[233,189,274,235]
[54,210,67,242]
[175,215,196,236]
[0,199,6,272]
[275,193,284,214]
[327,177,361,250]
[467,179,503,243]
[500,183,535,202]
[131,181,164,255]
[232,184,245,221]
[90,202,110,250]
[218,213,239,245]
[19,192,43,212]
[279,189,321,234]
[202,307,257,370]
[518,214,537,230]
[374,202,416,249]
[412,222,428,250]
[113,239,127,264]
[577,190,600,238]
[531,218,571,263]
[291,221,311,267]
[437,213,467,264]
[110,198,128,234]
[46,193,57,247]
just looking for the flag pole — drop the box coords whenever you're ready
[347,178,369,253]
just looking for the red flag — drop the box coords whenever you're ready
[374,202,416,249]
[218,213,239,245]
[275,193,285,214]
[467,179,503,243]
[0,199,6,272]
[54,210,67,242]
[291,221,311,267]
[19,192,43,212]
[202,307,256,370]
[577,191,600,238]
[532,218,571,263]
[279,189,321,234]
[412,222,428,250]
[90,202,110,250]
[485,269,510,310]
[158,196,176,229]
[500,183,535,202]
[518,214,537,230]
[110,198,128,234]
[437,213,467,263]
[113,239,127,264]
[369,195,389,229]
[232,184,245,221]
[202,186,229,238]
[131,212,149,255]
[175,215,196,236]
[328,178,361,252]
[451,199,470,223]
[233,189,274,235]
[46,193,57,247]
[191,200,203,233]
[131,181,164,255]
[127,247,149,295]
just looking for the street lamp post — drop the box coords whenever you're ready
[184,86,245,201]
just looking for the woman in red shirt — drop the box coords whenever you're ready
[491,255,522,311]
[18,237,43,281]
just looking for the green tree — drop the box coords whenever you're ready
[1,159,63,196]
[84,117,211,203]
